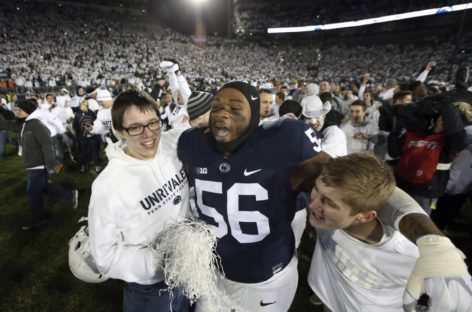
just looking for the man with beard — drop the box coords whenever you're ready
[177,81,471,312]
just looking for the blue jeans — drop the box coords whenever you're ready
[123,281,190,312]
[26,169,73,221]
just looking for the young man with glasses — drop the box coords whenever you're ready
[87,90,191,312]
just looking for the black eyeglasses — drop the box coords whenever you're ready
[122,119,162,136]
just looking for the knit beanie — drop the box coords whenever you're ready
[16,100,37,115]
[187,91,213,121]
[210,81,260,153]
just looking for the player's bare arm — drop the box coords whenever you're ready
[290,151,331,193]
[399,213,443,243]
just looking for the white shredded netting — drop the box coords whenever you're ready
[157,219,224,311]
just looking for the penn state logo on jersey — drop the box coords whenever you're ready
[219,163,231,173]
[173,195,182,205]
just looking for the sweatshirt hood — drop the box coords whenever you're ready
[25,109,43,122]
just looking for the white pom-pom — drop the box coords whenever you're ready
[157,219,224,310]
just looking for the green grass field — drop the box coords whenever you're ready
[0,143,470,312]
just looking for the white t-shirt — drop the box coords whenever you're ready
[308,222,419,312]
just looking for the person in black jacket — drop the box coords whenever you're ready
[73,99,101,173]
[388,98,466,214]
[0,99,78,230]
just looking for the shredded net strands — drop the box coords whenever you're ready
[157,219,224,310]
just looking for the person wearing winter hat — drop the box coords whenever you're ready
[178,81,331,312]
[0,99,78,231]
[15,100,37,115]
[305,83,320,96]
[95,88,113,103]
[91,88,114,145]
[187,91,213,128]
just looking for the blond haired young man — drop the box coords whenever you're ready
[307,153,472,312]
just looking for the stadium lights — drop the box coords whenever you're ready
[190,0,208,5]
[267,3,472,34]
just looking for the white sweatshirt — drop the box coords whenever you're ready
[341,120,379,154]
[88,129,190,285]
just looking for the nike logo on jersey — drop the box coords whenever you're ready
[244,168,261,176]
[260,300,276,306]
[251,95,258,101]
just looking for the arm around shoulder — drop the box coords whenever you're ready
[291,151,331,193]
[377,187,442,241]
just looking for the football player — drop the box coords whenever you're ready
[177,81,471,312]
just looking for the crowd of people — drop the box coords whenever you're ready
[1,1,472,312]
[1,1,471,97]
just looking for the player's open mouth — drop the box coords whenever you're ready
[213,125,230,140]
